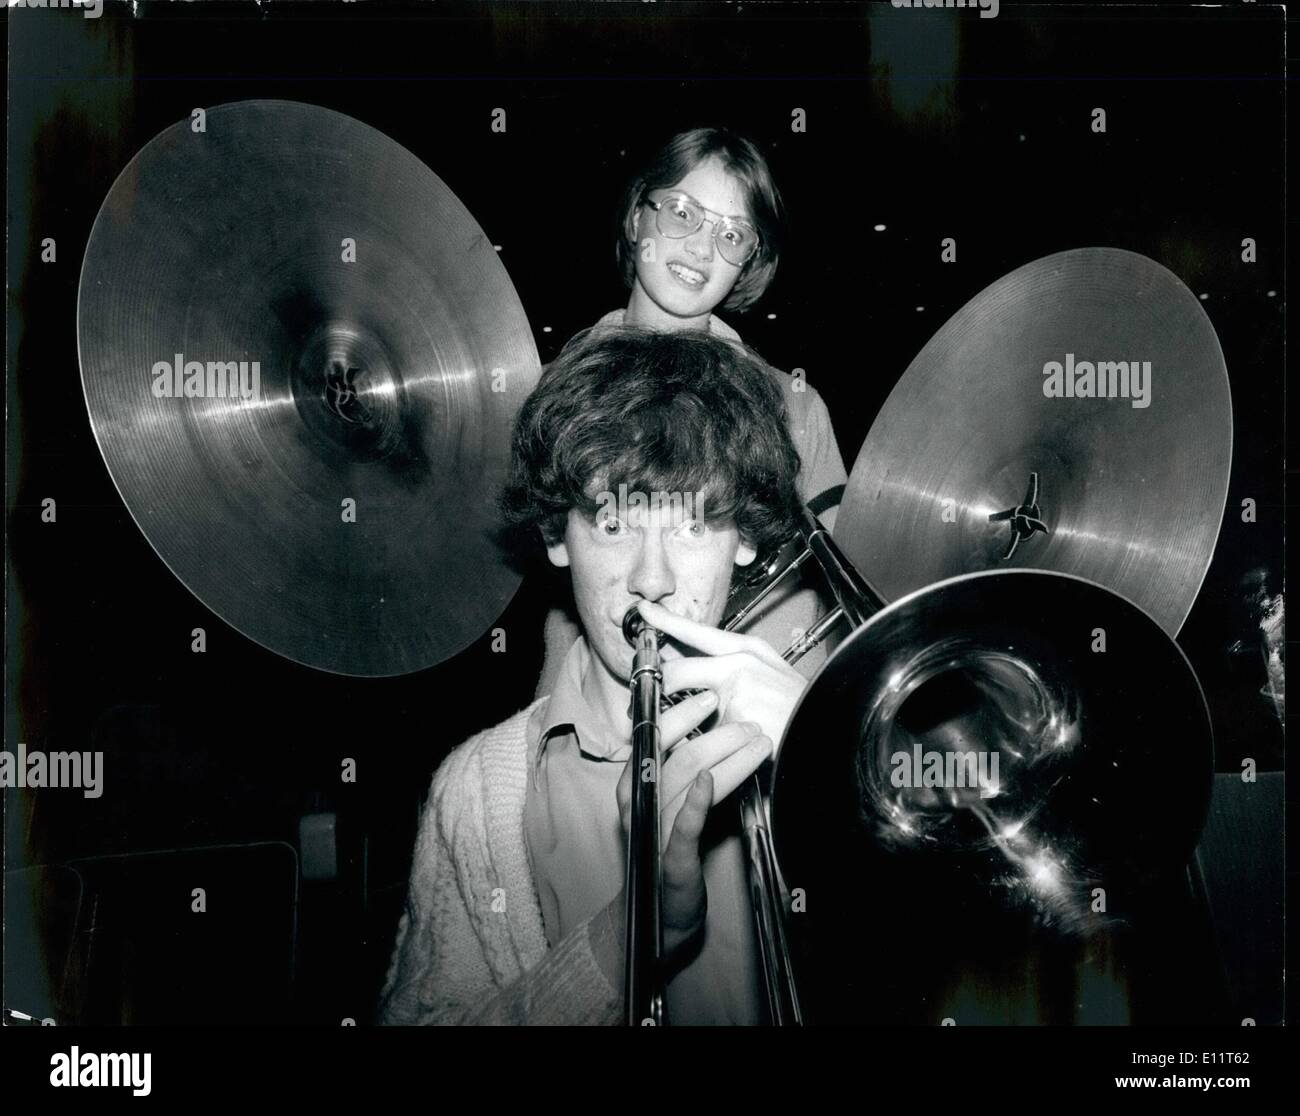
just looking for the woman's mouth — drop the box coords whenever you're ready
[667,261,708,288]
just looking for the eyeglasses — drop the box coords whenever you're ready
[641,192,760,267]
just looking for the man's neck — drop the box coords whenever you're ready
[624,286,712,333]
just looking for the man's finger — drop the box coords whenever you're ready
[659,722,760,805]
[658,689,719,750]
[703,734,773,803]
[662,769,712,873]
[638,600,771,659]
[661,654,747,698]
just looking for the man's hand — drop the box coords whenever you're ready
[614,689,771,960]
[637,598,807,752]
[606,602,806,980]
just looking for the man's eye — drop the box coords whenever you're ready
[598,517,626,537]
[681,520,709,539]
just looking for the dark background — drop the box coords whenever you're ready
[4,1,1285,1025]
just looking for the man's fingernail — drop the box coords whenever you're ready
[744,722,762,735]
[698,691,718,708]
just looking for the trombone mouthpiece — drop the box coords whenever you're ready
[622,604,662,647]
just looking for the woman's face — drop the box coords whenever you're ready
[629,155,751,324]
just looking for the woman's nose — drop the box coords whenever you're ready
[684,221,715,261]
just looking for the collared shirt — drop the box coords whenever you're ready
[523,636,765,1025]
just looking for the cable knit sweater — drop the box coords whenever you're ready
[378,699,622,1025]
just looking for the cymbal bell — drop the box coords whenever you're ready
[833,248,1232,637]
[78,100,541,676]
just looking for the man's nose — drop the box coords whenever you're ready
[627,536,676,602]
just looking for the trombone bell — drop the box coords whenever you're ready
[770,568,1215,1025]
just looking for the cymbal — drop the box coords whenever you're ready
[833,248,1231,637]
[770,569,1214,1023]
[78,101,540,676]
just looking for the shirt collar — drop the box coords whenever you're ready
[539,636,630,764]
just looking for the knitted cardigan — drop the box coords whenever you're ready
[378,699,622,1025]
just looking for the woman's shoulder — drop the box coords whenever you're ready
[587,308,742,343]
[581,309,831,425]
[763,361,831,419]
[590,309,627,332]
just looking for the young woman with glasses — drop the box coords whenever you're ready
[535,127,848,696]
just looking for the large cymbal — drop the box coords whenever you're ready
[78,100,540,676]
[834,248,1231,636]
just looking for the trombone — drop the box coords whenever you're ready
[622,604,666,1026]
[621,506,883,1026]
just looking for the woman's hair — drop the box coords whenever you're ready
[501,325,801,555]
[614,127,786,314]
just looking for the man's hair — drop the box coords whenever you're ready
[614,127,786,314]
[501,326,802,556]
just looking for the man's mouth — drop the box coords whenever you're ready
[615,611,683,659]
[667,261,708,287]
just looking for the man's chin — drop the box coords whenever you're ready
[586,633,636,685]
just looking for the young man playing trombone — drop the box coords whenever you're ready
[379,326,810,1025]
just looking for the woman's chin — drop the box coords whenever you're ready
[635,281,715,323]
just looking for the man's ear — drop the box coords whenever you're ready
[735,540,758,568]
[545,538,571,568]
